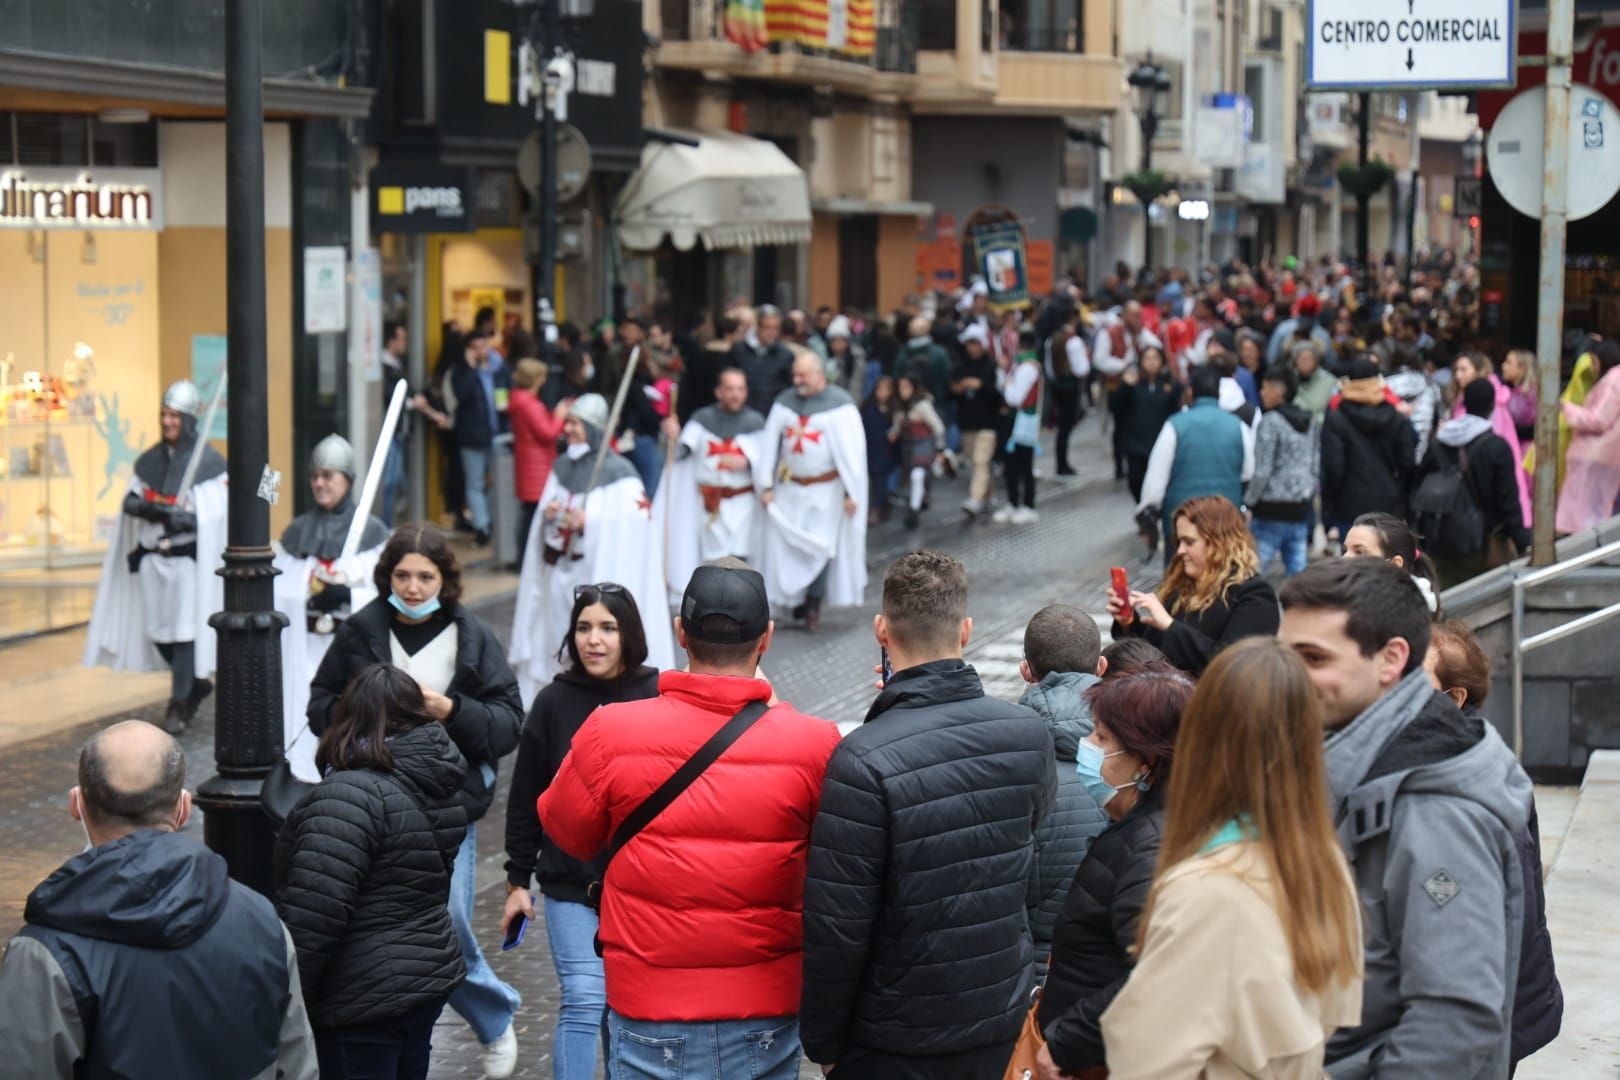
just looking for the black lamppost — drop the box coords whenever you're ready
[530,0,596,363]
[1127,55,1171,271]
[1460,130,1483,255]
[196,0,286,895]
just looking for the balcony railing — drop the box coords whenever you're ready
[659,0,917,74]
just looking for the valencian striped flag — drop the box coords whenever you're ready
[724,0,768,52]
[764,0,876,57]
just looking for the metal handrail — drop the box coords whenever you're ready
[1511,537,1620,759]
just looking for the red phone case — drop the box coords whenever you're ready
[1111,567,1133,624]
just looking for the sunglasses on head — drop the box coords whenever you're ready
[574,582,629,601]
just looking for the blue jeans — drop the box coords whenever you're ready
[380,439,406,527]
[459,446,492,532]
[544,897,610,1080]
[629,433,664,498]
[315,999,444,1080]
[1251,517,1310,577]
[607,1011,800,1080]
[447,817,521,1044]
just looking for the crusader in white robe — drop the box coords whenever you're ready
[510,393,675,705]
[758,352,868,631]
[272,434,389,781]
[656,366,768,603]
[83,379,227,734]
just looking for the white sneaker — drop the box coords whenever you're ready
[961,497,984,514]
[991,505,1015,524]
[1012,507,1039,524]
[482,1023,518,1079]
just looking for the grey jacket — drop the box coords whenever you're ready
[1245,402,1317,516]
[1324,670,1533,1080]
[1020,671,1110,976]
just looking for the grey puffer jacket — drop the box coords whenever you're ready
[1324,670,1533,1080]
[1020,671,1110,977]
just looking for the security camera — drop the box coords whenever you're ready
[543,56,573,87]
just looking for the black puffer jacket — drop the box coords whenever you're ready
[1038,783,1167,1072]
[309,597,523,822]
[504,664,660,901]
[275,722,468,1030]
[800,660,1056,1069]
[1321,400,1416,523]
[1110,375,1185,459]
[1112,575,1280,676]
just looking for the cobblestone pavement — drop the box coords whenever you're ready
[0,418,1146,1079]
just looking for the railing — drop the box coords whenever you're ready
[1510,538,1620,759]
[660,0,916,73]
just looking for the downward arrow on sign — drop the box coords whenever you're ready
[1406,47,1414,70]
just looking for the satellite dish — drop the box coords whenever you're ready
[518,124,594,204]
[1487,83,1620,222]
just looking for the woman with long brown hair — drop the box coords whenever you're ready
[1106,495,1280,675]
[1096,639,1363,1078]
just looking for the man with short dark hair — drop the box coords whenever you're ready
[740,306,795,415]
[1137,363,1253,538]
[539,562,840,1079]
[800,551,1055,1078]
[1017,605,1110,977]
[680,313,745,424]
[0,721,317,1078]
[1279,558,1532,1079]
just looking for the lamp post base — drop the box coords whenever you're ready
[196,771,278,896]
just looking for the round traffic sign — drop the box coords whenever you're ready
[517,123,594,204]
[1487,83,1620,222]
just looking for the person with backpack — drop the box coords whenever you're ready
[1320,355,1416,540]
[1414,378,1532,586]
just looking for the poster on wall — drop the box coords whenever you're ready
[190,335,229,440]
[1025,240,1055,298]
[303,246,348,334]
[970,222,1031,311]
[353,249,383,383]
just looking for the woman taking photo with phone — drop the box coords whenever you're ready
[1090,639,1363,1078]
[276,664,468,1078]
[1106,495,1280,676]
[307,524,526,1077]
[502,582,660,1080]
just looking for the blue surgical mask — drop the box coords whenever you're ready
[1075,737,1144,807]
[389,592,442,620]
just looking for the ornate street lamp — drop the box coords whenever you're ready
[1126,55,1172,270]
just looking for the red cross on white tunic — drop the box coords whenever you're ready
[636,493,653,518]
[784,414,823,456]
[706,437,741,457]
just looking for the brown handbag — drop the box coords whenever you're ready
[1002,989,1046,1080]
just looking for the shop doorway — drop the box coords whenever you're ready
[838,214,879,313]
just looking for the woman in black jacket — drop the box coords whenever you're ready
[277,663,469,1079]
[1109,345,1184,502]
[1036,669,1193,1077]
[308,524,525,1073]
[1107,495,1280,675]
[501,582,659,1080]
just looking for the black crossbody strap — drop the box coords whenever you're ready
[604,698,771,866]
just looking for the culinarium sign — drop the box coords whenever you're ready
[0,168,163,229]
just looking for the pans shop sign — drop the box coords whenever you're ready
[0,168,163,229]
[370,164,477,234]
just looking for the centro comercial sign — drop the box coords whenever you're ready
[0,168,163,229]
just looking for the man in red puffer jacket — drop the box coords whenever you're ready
[538,560,841,1078]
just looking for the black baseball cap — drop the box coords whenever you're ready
[681,563,771,643]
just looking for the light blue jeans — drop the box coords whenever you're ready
[447,817,521,1045]
[1251,517,1310,577]
[460,446,492,531]
[381,439,406,527]
[544,896,610,1080]
[607,1011,800,1080]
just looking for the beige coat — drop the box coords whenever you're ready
[1100,840,1363,1079]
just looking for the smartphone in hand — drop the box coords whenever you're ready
[1111,567,1134,625]
[501,913,528,952]
[881,646,894,687]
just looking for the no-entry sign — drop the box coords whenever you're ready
[1307,0,1516,90]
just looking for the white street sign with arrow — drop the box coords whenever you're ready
[1307,0,1516,90]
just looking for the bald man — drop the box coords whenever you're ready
[0,721,317,1078]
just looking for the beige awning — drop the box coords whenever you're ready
[615,128,811,252]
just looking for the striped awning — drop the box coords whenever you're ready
[615,128,812,253]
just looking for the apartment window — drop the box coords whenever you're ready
[999,0,1083,51]
[918,0,957,50]
[1244,64,1265,142]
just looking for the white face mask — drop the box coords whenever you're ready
[71,788,93,853]
[566,442,591,461]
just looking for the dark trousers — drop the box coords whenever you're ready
[1126,453,1150,504]
[437,432,465,523]
[517,500,538,569]
[153,641,195,702]
[833,1038,1018,1079]
[1006,445,1036,509]
[315,1001,445,1080]
[806,563,831,601]
[1052,381,1082,474]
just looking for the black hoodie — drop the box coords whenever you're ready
[504,663,660,900]
[1321,399,1417,523]
[10,830,298,1078]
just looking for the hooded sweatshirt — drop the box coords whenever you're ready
[1019,670,1110,974]
[1246,402,1316,521]
[1,830,315,1079]
[1386,369,1442,463]
[1324,670,1532,1080]
[1431,414,1531,551]
[1321,383,1416,524]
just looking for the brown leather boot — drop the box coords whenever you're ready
[805,597,822,634]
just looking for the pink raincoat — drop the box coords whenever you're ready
[1452,374,1532,526]
[1557,366,1620,535]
